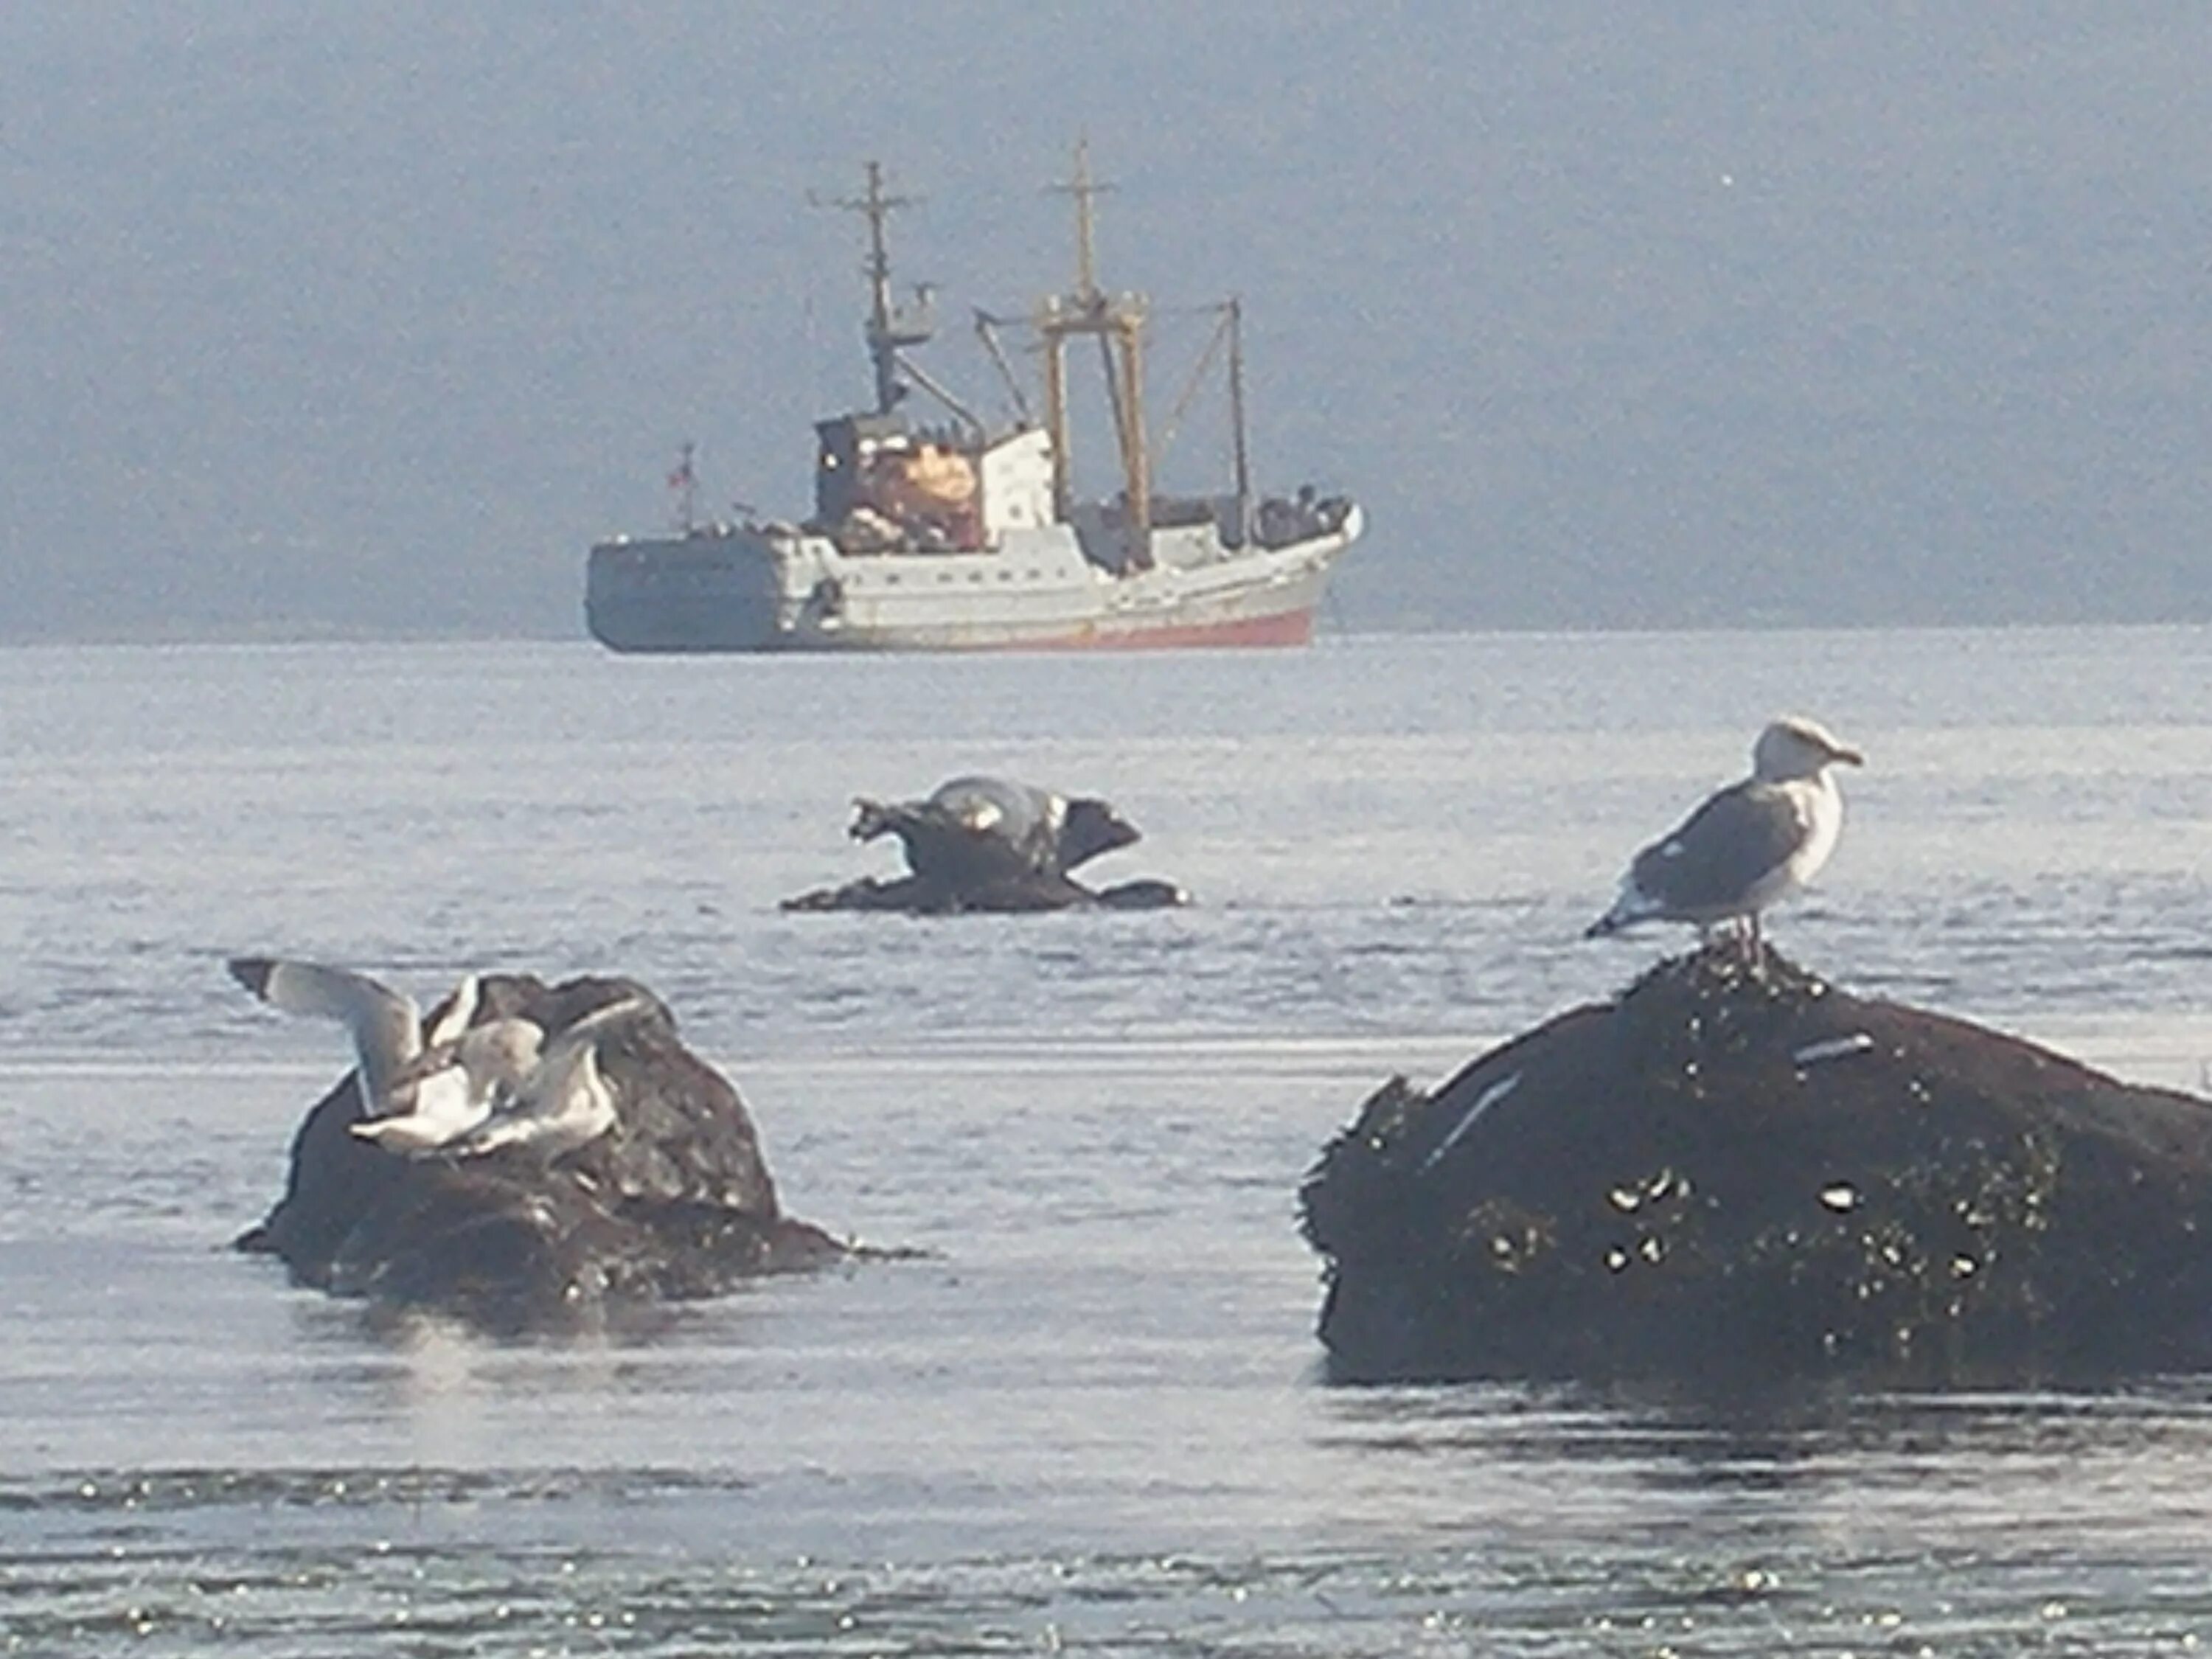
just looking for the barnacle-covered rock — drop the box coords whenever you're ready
[1302,947,2212,1386]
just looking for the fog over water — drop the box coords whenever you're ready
[4,4,2211,641]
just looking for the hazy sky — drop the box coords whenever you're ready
[4,3,2209,639]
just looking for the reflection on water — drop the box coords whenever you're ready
[1320,1380,2212,1545]
[6,1387,2212,1655]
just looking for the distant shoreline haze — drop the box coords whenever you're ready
[4,6,2208,640]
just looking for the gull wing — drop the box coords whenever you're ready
[1626,780,1810,917]
[228,956,421,1106]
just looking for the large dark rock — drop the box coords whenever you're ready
[1302,947,2212,1387]
[236,973,848,1322]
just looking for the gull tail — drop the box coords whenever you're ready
[1585,885,1656,940]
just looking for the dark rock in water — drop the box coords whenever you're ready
[1301,947,2212,1388]
[780,869,1190,915]
[1088,877,1192,912]
[784,776,1189,914]
[236,973,848,1321]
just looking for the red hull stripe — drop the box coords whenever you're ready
[844,607,1317,653]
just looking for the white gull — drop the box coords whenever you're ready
[357,1015,546,1152]
[443,996,654,1164]
[1585,716,1864,945]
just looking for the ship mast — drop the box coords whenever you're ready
[1227,297,1252,542]
[816,161,931,417]
[1039,139,1152,569]
[669,439,700,534]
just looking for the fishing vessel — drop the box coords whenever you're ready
[585,150,1361,653]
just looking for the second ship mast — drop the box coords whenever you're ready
[1037,139,1152,569]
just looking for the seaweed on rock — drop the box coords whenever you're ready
[1302,947,2212,1387]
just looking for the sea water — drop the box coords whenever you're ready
[0,628,2208,1654]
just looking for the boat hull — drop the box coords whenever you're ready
[585,538,790,653]
[585,512,1357,655]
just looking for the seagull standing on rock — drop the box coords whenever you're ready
[1585,716,1865,949]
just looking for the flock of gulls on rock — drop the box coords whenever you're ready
[228,957,652,1161]
[230,716,1863,1170]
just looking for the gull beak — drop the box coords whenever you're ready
[1829,740,1865,767]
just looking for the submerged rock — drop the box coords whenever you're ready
[1301,947,2212,1387]
[782,774,1189,914]
[236,973,847,1321]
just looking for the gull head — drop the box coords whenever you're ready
[1753,716,1865,782]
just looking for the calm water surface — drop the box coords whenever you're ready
[1,628,2209,1654]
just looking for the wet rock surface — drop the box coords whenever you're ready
[1302,947,2212,1387]
[781,869,1189,914]
[236,973,848,1322]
